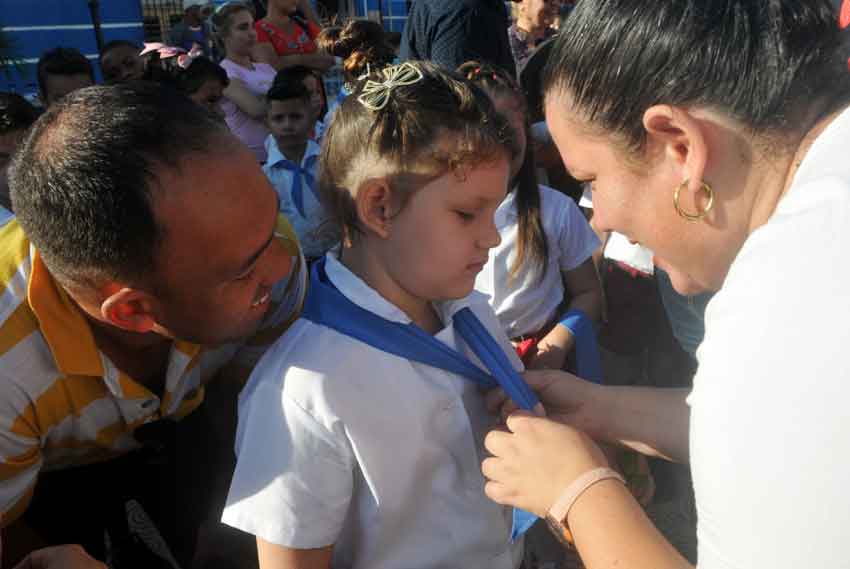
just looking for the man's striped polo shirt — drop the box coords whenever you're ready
[0,216,306,525]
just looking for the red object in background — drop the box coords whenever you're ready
[840,0,850,30]
[515,338,538,366]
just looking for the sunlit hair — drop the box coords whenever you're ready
[543,0,850,153]
[316,25,342,54]
[318,61,512,245]
[458,61,548,283]
[331,19,395,85]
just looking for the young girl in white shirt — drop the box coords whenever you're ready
[460,62,603,373]
[222,61,535,569]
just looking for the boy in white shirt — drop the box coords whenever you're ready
[263,80,336,258]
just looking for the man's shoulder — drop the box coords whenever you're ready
[0,222,68,388]
[0,219,36,323]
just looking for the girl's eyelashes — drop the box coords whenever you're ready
[455,210,476,222]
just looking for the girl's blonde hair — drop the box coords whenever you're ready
[318,61,513,245]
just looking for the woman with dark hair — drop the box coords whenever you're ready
[482,1,850,568]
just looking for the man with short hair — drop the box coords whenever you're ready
[400,0,517,76]
[0,82,306,567]
[36,47,95,107]
[168,0,214,56]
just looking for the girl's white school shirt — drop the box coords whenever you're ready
[475,185,600,339]
[222,252,524,569]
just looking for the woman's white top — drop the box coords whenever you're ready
[222,252,523,569]
[690,106,850,568]
[475,185,600,338]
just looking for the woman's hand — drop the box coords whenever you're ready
[488,370,605,433]
[482,412,609,517]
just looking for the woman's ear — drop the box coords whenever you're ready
[354,178,396,239]
[643,104,708,186]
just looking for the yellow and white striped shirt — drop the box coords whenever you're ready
[0,216,306,525]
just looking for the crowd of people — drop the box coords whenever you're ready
[1,0,849,568]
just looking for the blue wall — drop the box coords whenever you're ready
[0,0,144,95]
[353,0,410,33]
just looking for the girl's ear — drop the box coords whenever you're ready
[354,178,395,239]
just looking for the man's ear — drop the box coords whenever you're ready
[643,104,708,189]
[354,178,396,239]
[100,288,162,334]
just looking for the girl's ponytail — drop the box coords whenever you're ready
[458,61,549,282]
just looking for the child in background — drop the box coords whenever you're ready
[36,47,95,107]
[175,57,229,116]
[142,45,230,117]
[223,62,527,569]
[459,61,603,373]
[262,79,335,258]
[99,40,145,84]
[324,19,395,119]
[270,65,327,139]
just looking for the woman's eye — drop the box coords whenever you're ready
[455,210,475,222]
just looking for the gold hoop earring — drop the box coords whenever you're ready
[673,179,714,222]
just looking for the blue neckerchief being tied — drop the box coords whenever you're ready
[301,256,539,540]
[279,154,319,218]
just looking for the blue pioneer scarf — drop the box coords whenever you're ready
[301,257,539,539]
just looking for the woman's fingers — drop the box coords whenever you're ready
[482,412,610,516]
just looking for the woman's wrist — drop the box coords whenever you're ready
[566,476,631,528]
[569,381,616,443]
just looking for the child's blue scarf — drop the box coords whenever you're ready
[301,257,539,540]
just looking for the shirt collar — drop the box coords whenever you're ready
[28,251,105,377]
[265,135,321,169]
[323,250,477,327]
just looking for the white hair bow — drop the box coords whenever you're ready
[356,62,424,112]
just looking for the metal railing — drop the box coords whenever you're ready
[142,0,183,42]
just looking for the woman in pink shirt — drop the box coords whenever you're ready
[213,3,275,162]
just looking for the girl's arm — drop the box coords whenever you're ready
[222,78,267,119]
[257,538,333,569]
[530,259,603,370]
[252,43,335,72]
